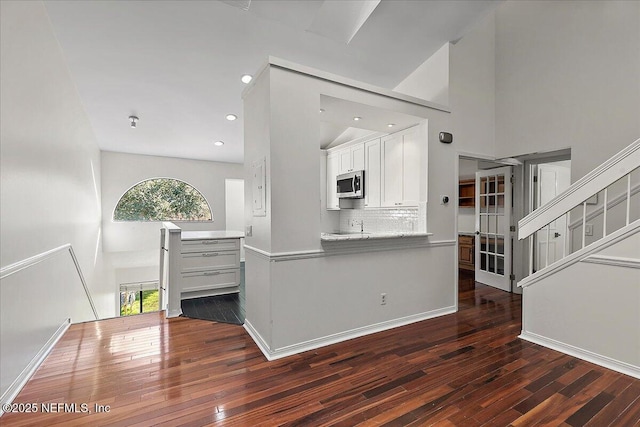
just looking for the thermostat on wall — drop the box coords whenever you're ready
[439,132,453,144]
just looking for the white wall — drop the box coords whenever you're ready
[450,12,496,157]
[394,43,450,106]
[0,0,109,312]
[521,231,640,377]
[101,151,243,307]
[0,0,108,401]
[494,0,640,180]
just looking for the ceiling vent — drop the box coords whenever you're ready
[221,0,251,11]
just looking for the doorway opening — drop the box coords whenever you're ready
[457,150,571,293]
[119,281,160,316]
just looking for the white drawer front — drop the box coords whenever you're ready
[181,238,239,253]
[181,250,239,272]
[180,268,240,293]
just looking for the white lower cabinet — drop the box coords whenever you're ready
[180,237,241,297]
[180,269,241,293]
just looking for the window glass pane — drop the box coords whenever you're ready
[114,178,212,221]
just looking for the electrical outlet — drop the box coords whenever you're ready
[245,225,252,237]
[381,293,387,305]
[439,195,450,205]
[585,223,593,236]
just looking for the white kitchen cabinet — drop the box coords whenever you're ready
[338,143,365,174]
[326,152,340,210]
[381,127,420,207]
[180,232,242,297]
[364,138,381,208]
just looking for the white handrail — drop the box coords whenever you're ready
[0,244,99,320]
[519,138,640,240]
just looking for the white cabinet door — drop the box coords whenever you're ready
[364,138,381,208]
[351,144,365,171]
[381,128,420,207]
[381,133,403,206]
[339,148,351,174]
[402,128,420,206]
[337,143,365,174]
[326,153,340,210]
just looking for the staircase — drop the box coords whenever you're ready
[517,139,640,379]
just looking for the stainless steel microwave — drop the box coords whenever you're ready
[337,170,364,199]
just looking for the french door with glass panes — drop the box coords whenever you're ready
[475,167,512,292]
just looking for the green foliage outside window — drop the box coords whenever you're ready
[114,178,212,221]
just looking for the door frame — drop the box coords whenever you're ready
[456,151,523,293]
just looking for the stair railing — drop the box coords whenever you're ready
[0,244,99,319]
[518,139,640,279]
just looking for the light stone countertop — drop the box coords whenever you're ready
[181,230,244,240]
[321,231,432,241]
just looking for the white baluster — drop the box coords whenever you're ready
[582,202,587,249]
[626,174,631,226]
[545,225,550,268]
[603,188,608,237]
[529,235,534,276]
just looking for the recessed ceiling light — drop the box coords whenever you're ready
[353,116,361,121]
[214,141,225,146]
[319,108,325,113]
[387,123,395,128]
[226,114,237,121]
[241,74,253,84]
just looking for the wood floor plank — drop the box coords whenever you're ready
[2,277,638,426]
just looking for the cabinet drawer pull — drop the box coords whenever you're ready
[203,271,221,276]
[202,253,219,257]
[202,240,219,245]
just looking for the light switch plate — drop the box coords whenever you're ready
[245,225,253,237]
[585,223,593,236]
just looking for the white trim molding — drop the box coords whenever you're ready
[519,331,640,380]
[244,239,456,263]
[1,245,99,319]
[0,319,71,414]
[519,138,640,240]
[245,306,456,361]
[581,254,640,269]
[1,244,71,280]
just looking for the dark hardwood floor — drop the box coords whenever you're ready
[3,271,639,426]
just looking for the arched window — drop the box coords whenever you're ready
[114,178,212,221]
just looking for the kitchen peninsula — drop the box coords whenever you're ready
[242,57,458,361]
[161,222,243,318]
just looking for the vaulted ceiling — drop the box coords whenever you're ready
[44,0,500,163]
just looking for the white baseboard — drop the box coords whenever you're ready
[165,308,183,318]
[245,306,457,361]
[519,331,640,379]
[243,320,272,359]
[0,318,71,416]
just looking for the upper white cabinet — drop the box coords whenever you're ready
[338,143,365,174]
[381,127,420,207]
[326,152,340,210]
[364,138,381,208]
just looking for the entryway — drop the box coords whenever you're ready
[457,151,571,292]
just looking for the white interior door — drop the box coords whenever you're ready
[475,166,512,291]
[534,163,571,270]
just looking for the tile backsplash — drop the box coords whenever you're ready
[339,201,419,233]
